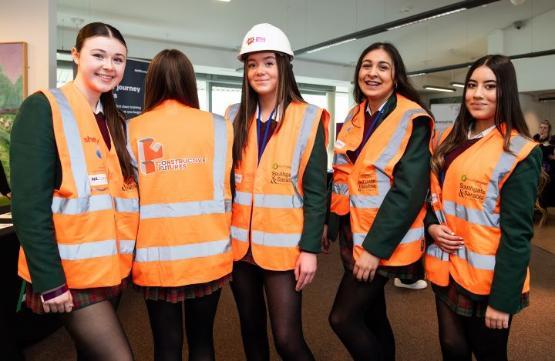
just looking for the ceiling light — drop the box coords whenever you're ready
[387,8,466,31]
[305,38,357,54]
[216,0,231,2]
[423,85,456,93]
[295,0,500,56]
[450,82,465,88]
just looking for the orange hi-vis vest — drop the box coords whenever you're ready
[331,94,433,266]
[226,101,329,271]
[18,82,139,289]
[425,125,536,295]
[127,100,233,286]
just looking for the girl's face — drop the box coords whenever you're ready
[246,52,278,98]
[358,48,395,104]
[465,65,498,124]
[539,123,550,137]
[72,35,127,96]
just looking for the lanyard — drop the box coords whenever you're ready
[257,107,276,162]
[354,105,387,159]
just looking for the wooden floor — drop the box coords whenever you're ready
[24,212,555,361]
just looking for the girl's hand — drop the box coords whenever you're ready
[428,224,464,253]
[294,252,317,291]
[485,306,510,329]
[42,290,73,313]
[353,249,380,282]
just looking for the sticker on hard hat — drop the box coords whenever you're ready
[247,36,266,45]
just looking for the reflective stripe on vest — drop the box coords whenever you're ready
[425,243,495,271]
[141,199,231,219]
[230,227,306,250]
[426,243,449,261]
[139,114,229,220]
[52,195,139,215]
[51,88,89,197]
[58,239,136,260]
[134,239,230,262]
[227,103,240,124]
[333,153,349,165]
[353,227,424,247]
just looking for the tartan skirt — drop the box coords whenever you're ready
[135,273,231,303]
[25,280,126,314]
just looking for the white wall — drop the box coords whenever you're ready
[0,0,56,92]
[488,8,555,93]
[520,94,555,135]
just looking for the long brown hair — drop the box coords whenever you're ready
[431,55,531,175]
[75,22,134,180]
[143,49,199,111]
[352,42,431,121]
[232,52,304,166]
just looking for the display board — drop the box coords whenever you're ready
[114,58,150,119]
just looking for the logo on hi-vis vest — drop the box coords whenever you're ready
[357,173,377,193]
[271,163,291,184]
[137,138,207,175]
[458,174,487,201]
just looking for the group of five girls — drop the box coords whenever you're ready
[11,21,540,361]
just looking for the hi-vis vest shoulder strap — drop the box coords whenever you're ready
[332,94,433,266]
[229,101,329,271]
[425,126,536,295]
[127,100,233,287]
[18,82,139,289]
[225,103,240,124]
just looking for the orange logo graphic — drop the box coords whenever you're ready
[138,138,163,174]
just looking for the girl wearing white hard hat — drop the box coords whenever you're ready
[224,23,329,361]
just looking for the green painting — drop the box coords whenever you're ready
[0,42,27,204]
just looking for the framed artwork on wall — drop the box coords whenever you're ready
[0,42,28,205]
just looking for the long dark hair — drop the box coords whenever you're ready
[352,42,430,118]
[75,22,134,181]
[431,55,530,175]
[144,49,199,111]
[232,52,304,166]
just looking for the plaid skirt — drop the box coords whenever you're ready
[433,278,530,318]
[25,280,126,314]
[135,273,231,303]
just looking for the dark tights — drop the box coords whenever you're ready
[62,297,133,361]
[329,272,394,361]
[230,261,315,361]
[435,296,511,361]
[146,289,221,361]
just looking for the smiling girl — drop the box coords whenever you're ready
[11,22,138,360]
[328,42,433,361]
[225,23,329,361]
[425,55,541,361]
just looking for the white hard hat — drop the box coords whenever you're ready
[238,23,294,61]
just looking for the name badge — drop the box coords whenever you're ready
[235,174,243,184]
[89,174,108,186]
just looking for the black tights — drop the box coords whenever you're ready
[62,297,133,361]
[435,296,511,361]
[230,261,315,361]
[329,272,394,361]
[145,289,221,361]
